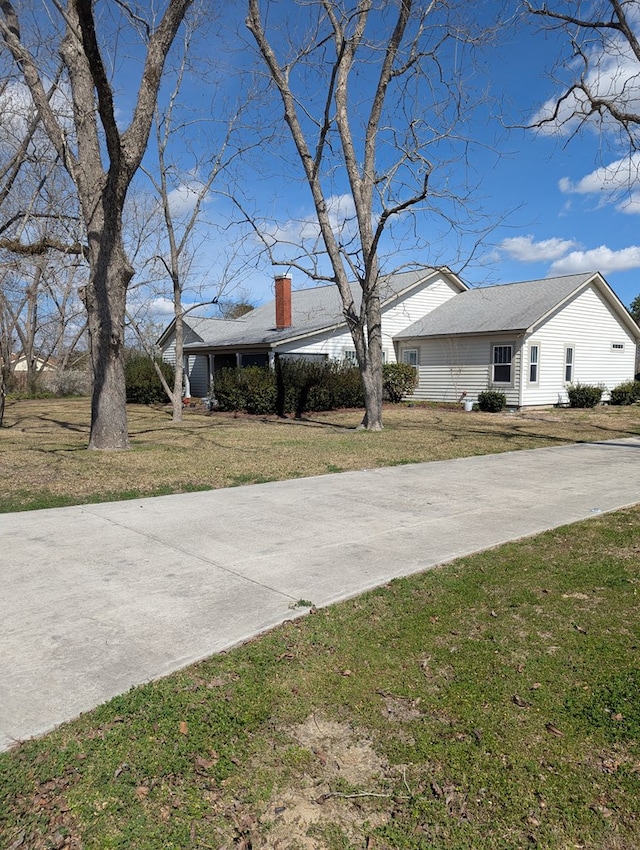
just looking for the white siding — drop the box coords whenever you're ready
[187,356,210,397]
[161,326,203,366]
[160,326,210,397]
[398,334,523,407]
[521,285,637,405]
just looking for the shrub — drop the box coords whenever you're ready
[609,379,640,406]
[276,358,328,417]
[477,389,506,412]
[124,353,174,404]
[213,360,364,416]
[382,362,418,403]
[241,366,277,415]
[212,367,247,412]
[323,361,364,410]
[567,382,603,408]
[42,369,91,397]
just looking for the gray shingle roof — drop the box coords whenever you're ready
[395,273,598,338]
[183,267,458,349]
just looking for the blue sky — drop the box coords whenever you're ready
[137,2,640,318]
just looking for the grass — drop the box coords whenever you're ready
[1,507,639,849]
[1,397,639,512]
[1,398,639,848]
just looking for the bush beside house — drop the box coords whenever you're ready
[125,353,175,404]
[382,362,418,403]
[477,390,507,412]
[213,360,365,416]
[567,383,603,408]
[609,379,640,405]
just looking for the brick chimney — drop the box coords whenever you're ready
[275,274,292,329]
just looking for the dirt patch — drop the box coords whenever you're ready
[257,716,391,848]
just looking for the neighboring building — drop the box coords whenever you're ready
[158,267,467,398]
[158,269,640,406]
[10,353,57,373]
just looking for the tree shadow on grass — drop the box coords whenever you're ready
[259,414,359,431]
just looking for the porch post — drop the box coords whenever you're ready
[183,354,191,398]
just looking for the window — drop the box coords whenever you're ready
[344,349,386,364]
[529,343,539,385]
[402,349,418,368]
[492,344,512,383]
[612,342,625,352]
[564,346,574,383]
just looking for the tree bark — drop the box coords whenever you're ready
[82,213,132,450]
[0,0,193,448]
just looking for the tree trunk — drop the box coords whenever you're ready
[359,289,384,430]
[84,218,132,450]
[172,311,184,423]
[0,369,5,427]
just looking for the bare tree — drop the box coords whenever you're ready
[246,0,499,430]
[525,0,640,150]
[139,40,246,420]
[0,0,193,448]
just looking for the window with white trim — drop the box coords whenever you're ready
[344,349,386,364]
[402,348,418,368]
[492,344,513,384]
[564,345,574,383]
[528,343,539,385]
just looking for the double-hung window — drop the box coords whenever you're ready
[492,344,512,384]
[564,346,574,383]
[402,349,418,368]
[529,343,539,385]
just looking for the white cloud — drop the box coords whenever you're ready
[560,153,640,194]
[146,297,178,316]
[531,33,640,138]
[549,245,640,275]
[167,178,210,217]
[0,79,73,151]
[498,234,579,262]
[261,193,358,246]
[558,153,640,213]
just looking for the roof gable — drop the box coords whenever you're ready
[395,272,639,339]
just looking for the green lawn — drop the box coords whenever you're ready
[2,507,639,849]
[2,398,639,848]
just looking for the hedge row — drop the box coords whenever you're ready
[213,361,364,415]
[212,359,418,416]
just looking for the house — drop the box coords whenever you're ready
[158,269,640,406]
[395,271,640,406]
[10,353,57,373]
[158,267,467,397]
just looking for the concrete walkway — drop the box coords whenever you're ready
[2,437,639,751]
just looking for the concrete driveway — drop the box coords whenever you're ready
[1,437,639,751]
